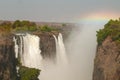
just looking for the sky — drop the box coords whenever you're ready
[0,0,120,22]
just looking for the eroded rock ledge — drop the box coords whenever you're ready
[93,36,120,80]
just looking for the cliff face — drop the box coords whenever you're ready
[33,32,59,60]
[0,21,75,80]
[0,32,58,80]
[93,36,120,80]
[0,35,17,80]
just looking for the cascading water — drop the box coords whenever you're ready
[13,25,101,80]
[14,32,68,80]
[13,33,43,70]
[13,37,19,58]
[22,34,42,69]
[53,33,68,65]
[40,22,105,80]
[40,33,68,80]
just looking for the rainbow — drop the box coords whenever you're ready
[77,11,119,23]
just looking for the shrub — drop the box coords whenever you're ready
[18,66,40,80]
[96,18,120,45]
[15,26,37,31]
[12,20,37,31]
[40,25,54,32]
[62,23,66,26]
[12,20,21,28]
[0,20,59,34]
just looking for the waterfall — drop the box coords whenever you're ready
[22,34,42,69]
[13,33,43,69]
[53,33,68,65]
[40,33,68,80]
[13,37,19,58]
[14,33,68,80]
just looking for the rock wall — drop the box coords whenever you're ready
[0,32,58,80]
[0,35,17,80]
[33,32,58,60]
[93,36,120,80]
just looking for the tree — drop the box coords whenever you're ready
[18,66,40,80]
[12,20,21,28]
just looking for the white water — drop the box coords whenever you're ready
[13,37,19,58]
[13,22,105,80]
[40,22,105,80]
[40,33,68,80]
[19,36,24,65]
[22,34,42,69]
[53,33,68,65]
[14,33,43,70]
[14,33,68,80]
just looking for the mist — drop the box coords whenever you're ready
[40,21,105,80]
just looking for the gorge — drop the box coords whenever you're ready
[0,19,120,80]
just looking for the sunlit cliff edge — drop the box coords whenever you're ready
[93,19,120,80]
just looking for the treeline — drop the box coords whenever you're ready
[12,20,37,31]
[97,18,120,45]
[0,20,57,34]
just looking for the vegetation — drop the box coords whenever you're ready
[15,57,40,80]
[12,20,37,31]
[39,25,56,32]
[0,20,58,34]
[18,66,40,80]
[97,18,120,45]
[0,21,12,35]
[62,23,66,26]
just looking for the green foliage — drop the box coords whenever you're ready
[15,26,37,31]
[15,55,40,80]
[62,23,66,26]
[97,18,120,45]
[0,21,12,35]
[12,20,21,28]
[0,20,37,33]
[18,66,40,80]
[39,25,55,32]
[0,20,59,33]
[13,20,37,31]
[15,26,29,31]
[12,20,36,28]
[0,25,11,32]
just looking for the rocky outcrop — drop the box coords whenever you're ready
[0,35,17,80]
[33,31,59,60]
[93,36,120,80]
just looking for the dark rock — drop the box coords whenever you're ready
[0,35,17,80]
[33,32,59,60]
